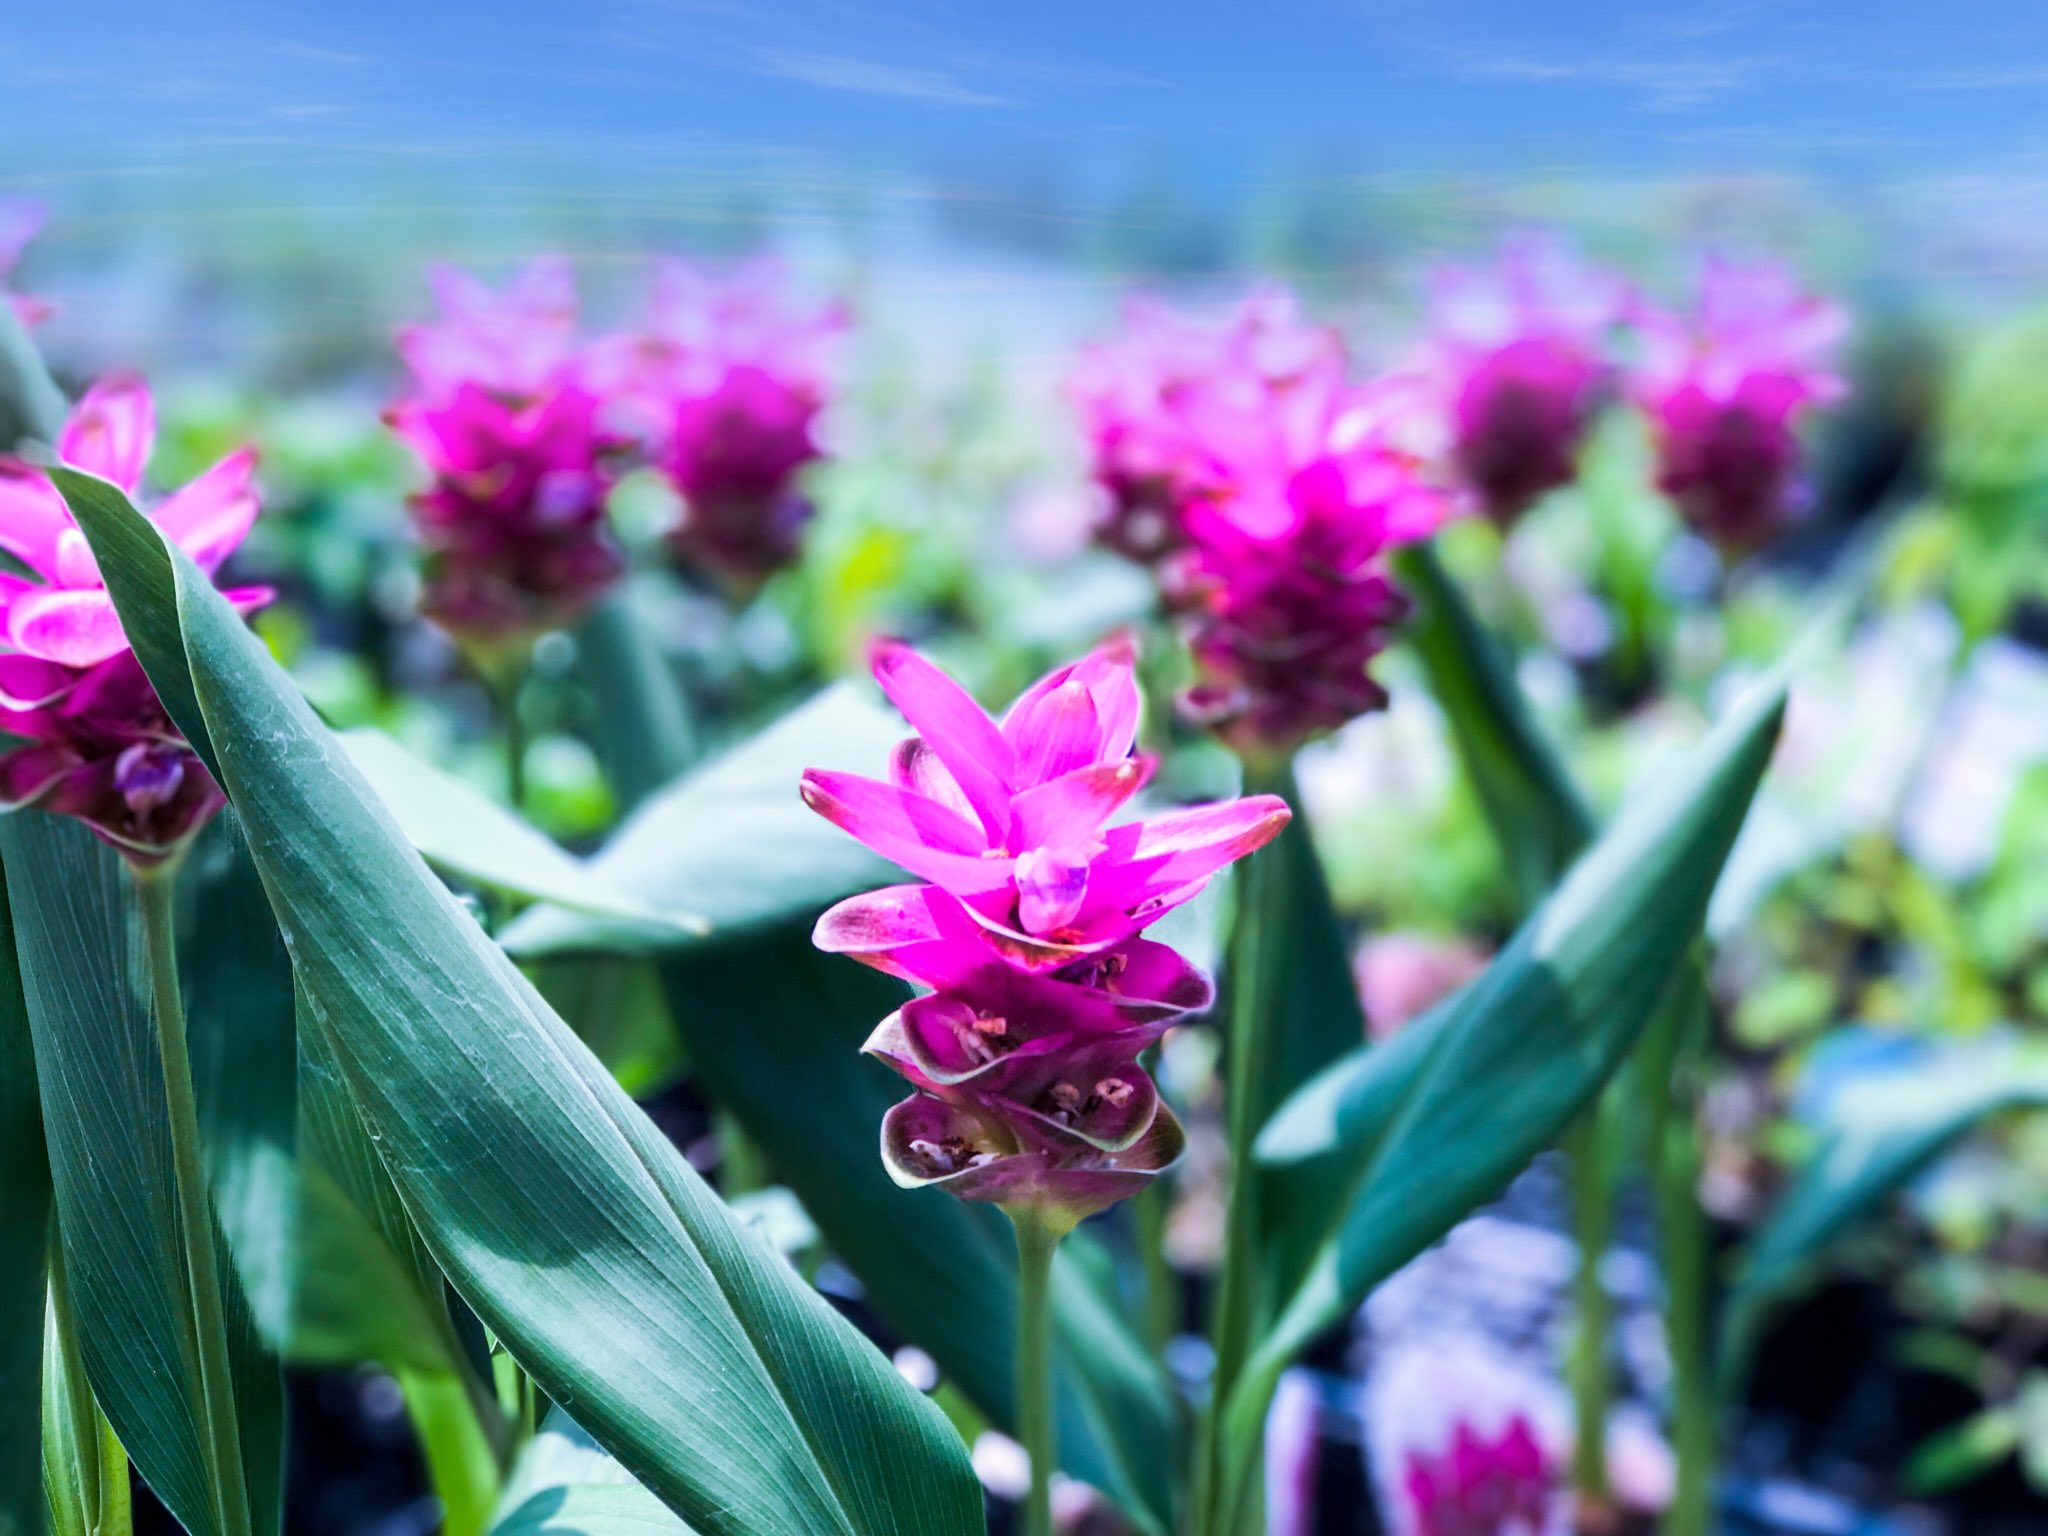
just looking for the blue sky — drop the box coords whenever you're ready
[13,0,2048,184]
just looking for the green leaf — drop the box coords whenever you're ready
[1396,542,1594,904]
[0,302,66,450]
[502,684,902,960]
[64,468,984,1536]
[340,730,706,934]
[492,1411,695,1536]
[0,812,284,1536]
[0,847,47,1536]
[1242,679,1784,1472]
[658,926,1177,1533]
[43,1274,132,1536]
[1723,1042,2048,1381]
[572,586,698,814]
[1903,1407,2020,1495]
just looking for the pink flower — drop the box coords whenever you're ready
[596,258,844,596]
[1403,1415,1554,1536]
[1168,375,1454,756]
[1634,256,1848,553]
[804,638,1289,1221]
[389,258,625,643]
[0,376,267,858]
[1067,288,1349,563]
[0,199,53,328]
[1422,234,1627,524]
[1355,931,1490,1041]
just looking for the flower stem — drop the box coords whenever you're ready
[47,1227,133,1536]
[1658,1009,1714,1536]
[135,861,251,1536]
[1134,1180,1176,1361]
[1565,1101,1614,1511]
[1008,1205,1064,1536]
[499,670,529,813]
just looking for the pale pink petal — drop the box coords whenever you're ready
[59,377,155,494]
[798,769,1011,896]
[1097,795,1292,906]
[1016,846,1092,934]
[7,587,128,667]
[1008,755,1154,853]
[151,447,259,571]
[0,469,74,578]
[870,640,1014,839]
[1001,638,1140,762]
[887,736,977,825]
[812,883,947,957]
[1006,678,1103,787]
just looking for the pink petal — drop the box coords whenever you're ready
[0,743,78,807]
[1003,636,1142,764]
[799,769,1011,896]
[0,469,74,579]
[1016,845,1091,934]
[887,736,977,825]
[812,883,948,959]
[870,640,1014,839]
[1006,678,1102,788]
[0,653,77,709]
[7,587,128,668]
[60,377,155,494]
[220,585,276,618]
[1097,795,1292,906]
[152,447,258,572]
[1008,754,1154,853]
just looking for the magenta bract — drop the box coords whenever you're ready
[1402,1414,1555,1536]
[1634,256,1848,554]
[389,258,626,644]
[594,259,843,597]
[804,639,1287,1223]
[0,377,266,860]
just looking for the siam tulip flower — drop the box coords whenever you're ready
[1421,234,1628,525]
[597,258,844,598]
[1167,374,1456,759]
[1633,256,1847,554]
[1067,288,1349,564]
[388,257,625,648]
[0,376,267,859]
[0,199,53,328]
[1402,1415,1555,1536]
[804,638,1288,1223]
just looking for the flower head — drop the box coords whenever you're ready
[1421,234,1627,524]
[1634,256,1848,553]
[389,258,625,646]
[1402,1415,1554,1536]
[1067,288,1348,563]
[804,639,1288,1223]
[0,376,267,859]
[597,259,844,597]
[0,200,53,328]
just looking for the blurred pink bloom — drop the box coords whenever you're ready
[0,200,53,328]
[597,258,844,596]
[1403,1415,1555,1536]
[1355,931,1490,1040]
[0,376,267,858]
[805,639,1287,1222]
[1067,288,1349,562]
[1168,373,1455,756]
[389,258,625,644]
[1634,256,1848,554]
[1423,234,1628,525]
[1265,1371,1324,1536]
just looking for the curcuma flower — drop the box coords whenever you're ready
[596,259,843,598]
[388,257,625,648]
[804,638,1288,1222]
[0,376,267,859]
[1633,256,1847,555]
[1402,1415,1555,1536]
[0,201,52,329]
[1421,233,1627,526]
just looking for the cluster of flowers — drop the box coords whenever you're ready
[0,378,267,859]
[802,638,1288,1222]
[387,256,843,647]
[1069,292,1454,758]
[1069,241,1846,753]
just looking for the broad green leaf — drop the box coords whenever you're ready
[0,850,46,1536]
[659,926,1178,1533]
[502,684,901,960]
[492,1411,694,1536]
[1722,1043,2048,1381]
[524,956,685,1099]
[1396,543,1594,903]
[340,730,705,934]
[65,469,984,1536]
[178,815,299,1347]
[573,586,698,814]
[0,812,284,1536]
[1902,1408,2020,1496]
[1241,679,1784,1477]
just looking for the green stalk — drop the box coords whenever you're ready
[1565,1103,1614,1510]
[497,667,529,813]
[1134,1180,1177,1361]
[135,863,251,1536]
[397,1369,501,1536]
[45,1234,131,1536]
[1008,1206,1066,1536]
[1656,1005,1715,1536]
